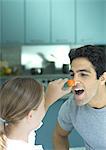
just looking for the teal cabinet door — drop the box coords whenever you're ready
[76,0,105,44]
[25,0,50,44]
[2,0,24,45]
[51,0,75,44]
[0,0,2,45]
[104,1,106,44]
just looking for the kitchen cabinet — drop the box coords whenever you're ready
[51,0,75,44]
[25,0,50,44]
[2,0,24,45]
[104,1,106,43]
[76,0,105,44]
[1,0,106,46]
[25,0,75,44]
[0,0,2,45]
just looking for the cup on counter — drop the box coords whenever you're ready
[30,68,43,75]
[62,64,70,74]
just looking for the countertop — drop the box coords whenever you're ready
[69,147,85,150]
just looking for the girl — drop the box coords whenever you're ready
[0,77,71,150]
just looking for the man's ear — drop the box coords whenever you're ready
[100,72,106,85]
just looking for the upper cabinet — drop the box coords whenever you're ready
[0,0,106,45]
[25,0,75,44]
[51,0,75,44]
[2,0,24,45]
[76,0,105,44]
[0,0,2,45]
[104,1,106,43]
[25,0,50,44]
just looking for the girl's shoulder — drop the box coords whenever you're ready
[6,138,44,150]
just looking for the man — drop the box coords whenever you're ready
[53,45,106,150]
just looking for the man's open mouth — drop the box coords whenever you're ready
[74,88,84,95]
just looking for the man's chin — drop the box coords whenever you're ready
[75,98,88,106]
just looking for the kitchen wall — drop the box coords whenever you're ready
[21,45,71,69]
[1,45,106,75]
[0,44,82,76]
[0,46,22,76]
[1,46,21,66]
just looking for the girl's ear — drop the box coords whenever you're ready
[27,110,34,120]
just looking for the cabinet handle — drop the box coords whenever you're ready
[30,39,44,43]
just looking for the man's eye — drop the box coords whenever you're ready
[81,73,88,76]
[70,74,74,78]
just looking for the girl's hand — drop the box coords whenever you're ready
[45,78,72,110]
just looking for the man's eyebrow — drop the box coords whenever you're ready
[70,69,91,73]
[77,69,91,73]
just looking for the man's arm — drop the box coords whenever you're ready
[53,122,70,150]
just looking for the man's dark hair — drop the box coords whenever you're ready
[68,45,106,79]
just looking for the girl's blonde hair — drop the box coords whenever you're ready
[0,77,43,150]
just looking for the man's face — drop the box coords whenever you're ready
[70,57,100,106]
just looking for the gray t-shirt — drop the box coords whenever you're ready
[58,96,106,150]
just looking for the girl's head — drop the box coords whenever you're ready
[0,77,45,149]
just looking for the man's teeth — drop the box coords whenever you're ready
[74,88,84,95]
[75,88,84,91]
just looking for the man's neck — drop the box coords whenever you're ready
[88,88,106,109]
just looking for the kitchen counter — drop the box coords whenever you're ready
[0,74,70,86]
[69,147,85,150]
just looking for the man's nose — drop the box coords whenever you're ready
[73,74,78,80]
[73,75,81,84]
